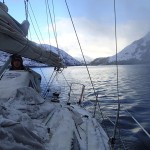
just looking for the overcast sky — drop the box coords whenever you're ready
[4,0,150,59]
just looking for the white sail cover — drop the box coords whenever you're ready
[0,2,64,67]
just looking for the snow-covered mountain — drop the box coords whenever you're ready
[41,44,81,66]
[109,32,150,64]
[90,57,109,65]
[0,44,81,67]
[90,31,150,65]
[75,56,93,64]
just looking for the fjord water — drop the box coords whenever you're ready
[34,65,150,150]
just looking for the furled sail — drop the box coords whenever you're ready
[0,2,64,67]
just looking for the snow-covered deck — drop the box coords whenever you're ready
[0,96,109,150]
[0,70,110,150]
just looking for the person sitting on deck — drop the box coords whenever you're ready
[10,55,25,70]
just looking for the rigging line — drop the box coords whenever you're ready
[97,99,108,125]
[93,95,106,119]
[44,0,55,65]
[93,94,105,120]
[44,0,51,46]
[118,125,127,150]
[16,38,29,55]
[39,67,48,88]
[51,0,57,34]
[28,28,32,41]
[61,72,70,87]
[43,69,55,97]
[28,12,41,44]
[28,1,52,62]
[96,102,112,145]
[44,0,61,65]
[64,0,97,98]
[46,0,65,68]
[24,0,29,39]
[24,0,28,21]
[93,97,113,149]
[27,12,45,62]
[46,0,62,60]
[28,1,45,43]
[98,111,126,150]
[112,0,121,145]
[44,71,59,98]
[43,0,54,68]
[28,13,42,58]
[46,0,58,48]
[43,69,56,98]
[61,72,79,102]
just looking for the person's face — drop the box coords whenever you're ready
[13,60,21,68]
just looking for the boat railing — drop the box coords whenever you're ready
[41,80,85,105]
[67,82,85,105]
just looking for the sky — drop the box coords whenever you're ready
[3,0,150,60]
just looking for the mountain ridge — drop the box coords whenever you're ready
[0,44,81,67]
[90,32,150,65]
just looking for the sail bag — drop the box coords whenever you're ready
[0,2,63,67]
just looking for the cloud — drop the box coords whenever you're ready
[7,0,150,60]
[38,16,150,59]
[117,20,150,48]
[27,0,150,59]
[42,17,116,59]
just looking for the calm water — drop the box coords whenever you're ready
[33,65,150,150]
